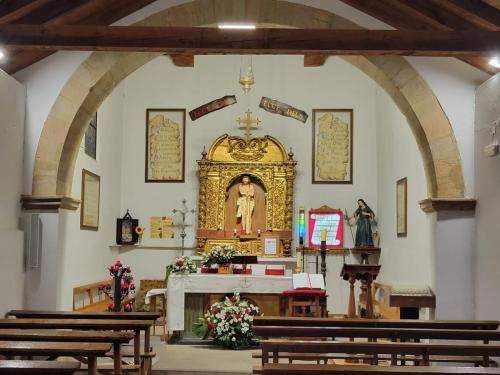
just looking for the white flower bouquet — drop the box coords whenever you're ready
[195,292,260,349]
[201,244,236,267]
[165,256,197,280]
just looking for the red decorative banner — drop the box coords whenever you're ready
[189,95,237,121]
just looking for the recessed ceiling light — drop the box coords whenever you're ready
[218,24,256,30]
[489,56,500,68]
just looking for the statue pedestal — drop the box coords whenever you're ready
[340,264,381,319]
[350,247,381,264]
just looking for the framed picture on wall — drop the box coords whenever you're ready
[84,112,97,159]
[80,169,100,230]
[261,234,280,257]
[396,177,407,237]
[312,109,353,184]
[145,108,186,182]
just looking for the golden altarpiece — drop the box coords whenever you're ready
[196,134,297,257]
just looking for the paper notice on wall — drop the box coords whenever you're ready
[150,216,174,239]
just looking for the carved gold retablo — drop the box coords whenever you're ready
[237,110,261,141]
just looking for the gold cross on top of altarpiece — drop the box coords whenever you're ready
[236,110,261,141]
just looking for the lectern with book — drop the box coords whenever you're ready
[283,273,327,317]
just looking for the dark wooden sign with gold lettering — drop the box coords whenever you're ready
[189,95,237,121]
[259,97,308,123]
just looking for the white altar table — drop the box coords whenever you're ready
[167,274,293,331]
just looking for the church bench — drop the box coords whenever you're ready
[71,281,135,312]
[0,319,155,375]
[0,341,111,375]
[253,317,500,330]
[255,363,500,375]
[253,326,500,342]
[0,360,81,374]
[6,310,161,321]
[0,329,134,375]
[259,339,500,367]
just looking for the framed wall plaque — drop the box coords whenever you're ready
[80,169,100,230]
[145,108,186,182]
[396,177,407,237]
[84,112,97,159]
[261,234,280,257]
[312,109,353,184]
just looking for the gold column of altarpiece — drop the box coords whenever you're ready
[196,134,297,257]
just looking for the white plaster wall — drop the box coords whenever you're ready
[374,88,435,289]
[474,74,500,320]
[0,71,26,315]
[112,55,378,314]
[54,84,125,310]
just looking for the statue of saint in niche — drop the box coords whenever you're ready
[236,175,255,235]
[346,198,375,247]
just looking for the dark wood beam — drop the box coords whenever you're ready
[0,0,54,25]
[2,0,156,74]
[429,0,500,30]
[340,0,498,74]
[170,54,194,67]
[482,0,500,11]
[0,25,499,56]
[304,54,329,67]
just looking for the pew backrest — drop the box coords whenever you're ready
[0,360,81,374]
[6,310,161,321]
[253,326,500,341]
[253,317,500,330]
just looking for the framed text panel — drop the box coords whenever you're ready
[396,177,407,237]
[80,169,100,230]
[145,108,186,182]
[312,109,353,184]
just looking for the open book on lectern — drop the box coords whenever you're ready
[292,273,325,290]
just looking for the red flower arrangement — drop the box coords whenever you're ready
[98,260,136,312]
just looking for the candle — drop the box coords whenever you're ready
[295,250,302,273]
[320,228,327,242]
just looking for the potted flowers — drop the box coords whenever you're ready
[201,245,235,274]
[165,256,197,281]
[99,260,136,312]
[194,292,260,349]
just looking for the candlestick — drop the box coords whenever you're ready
[320,228,327,242]
[295,250,302,273]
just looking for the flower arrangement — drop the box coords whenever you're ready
[202,245,236,267]
[194,292,260,349]
[98,260,136,312]
[165,256,197,280]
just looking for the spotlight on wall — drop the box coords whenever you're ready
[218,24,256,30]
[489,56,500,68]
[0,49,5,60]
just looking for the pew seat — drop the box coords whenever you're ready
[254,363,500,375]
[0,360,80,374]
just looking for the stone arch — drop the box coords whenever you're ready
[31,0,464,200]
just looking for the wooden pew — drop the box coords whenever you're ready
[0,319,153,375]
[253,326,500,341]
[0,360,80,374]
[252,326,500,366]
[258,339,500,367]
[72,281,135,312]
[253,317,500,330]
[6,310,161,321]
[0,329,134,375]
[0,341,110,375]
[258,363,500,375]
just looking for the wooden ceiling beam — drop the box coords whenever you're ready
[2,0,156,74]
[340,0,498,74]
[428,0,500,30]
[0,0,54,25]
[1,25,499,56]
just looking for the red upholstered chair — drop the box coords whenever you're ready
[282,289,327,317]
